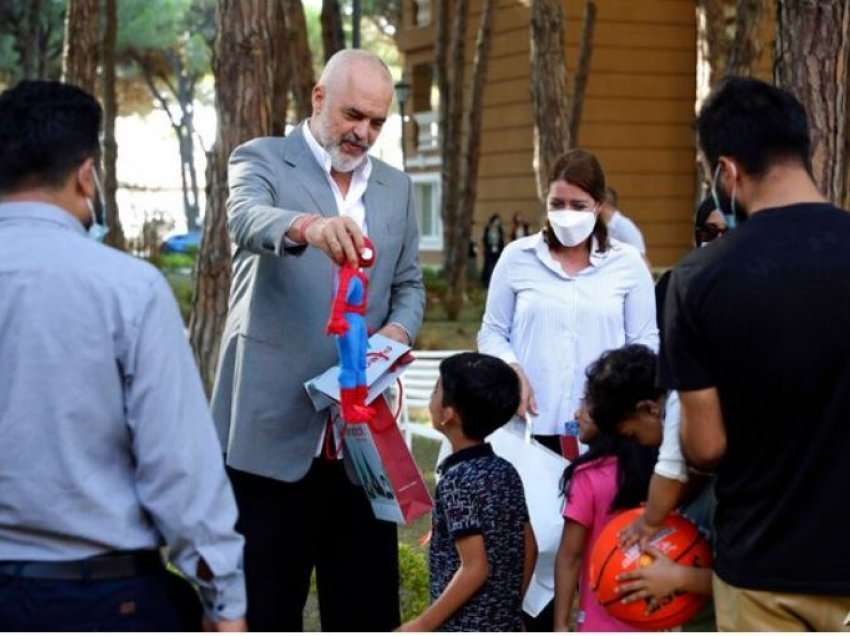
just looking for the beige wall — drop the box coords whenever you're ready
[399,0,700,267]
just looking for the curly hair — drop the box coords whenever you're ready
[585,345,665,435]
[560,345,663,512]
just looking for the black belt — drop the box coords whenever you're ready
[0,550,164,580]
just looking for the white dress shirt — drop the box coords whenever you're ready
[607,210,647,255]
[303,122,374,456]
[478,233,659,435]
[302,121,371,233]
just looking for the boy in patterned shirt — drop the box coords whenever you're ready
[399,353,537,632]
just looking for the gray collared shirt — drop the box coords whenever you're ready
[0,202,245,621]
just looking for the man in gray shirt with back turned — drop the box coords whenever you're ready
[0,81,245,631]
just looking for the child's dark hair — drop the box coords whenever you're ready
[561,345,662,511]
[439,352,520,440]
[560,434,657,512]
[585,345,665,435]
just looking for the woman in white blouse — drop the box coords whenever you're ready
[478,149,659,457]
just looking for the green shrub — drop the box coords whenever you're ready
[164,272,194,326]
[158,252,196,271]
[399,542,430,622]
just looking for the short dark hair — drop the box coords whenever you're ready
[0,80,102,194]
[696,76,811,176]
[584,345,665,435]
[439,352,520,441]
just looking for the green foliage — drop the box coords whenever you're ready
[422,266,448,297]
[399,542,430,622]
[149,249,197,325]
[0,0,65,86]
[117,0,192,51]
[164,271,194,325]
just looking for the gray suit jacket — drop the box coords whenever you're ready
[211,125,425,482]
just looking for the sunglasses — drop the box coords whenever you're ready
[695,224,728,244]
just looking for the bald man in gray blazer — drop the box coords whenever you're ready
[211,50,425,631]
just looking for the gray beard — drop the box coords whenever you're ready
[314,115,368,173]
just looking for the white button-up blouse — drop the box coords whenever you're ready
[478,232,659,435]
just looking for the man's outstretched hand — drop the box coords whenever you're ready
[303,216,366,267]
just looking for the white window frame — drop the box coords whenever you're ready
[411,172,443,251]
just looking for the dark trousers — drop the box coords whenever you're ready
[228,458,400,632]
[0,570,201,631]
[523,600,555,632]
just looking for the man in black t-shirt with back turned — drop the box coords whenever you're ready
[659,77,850,631]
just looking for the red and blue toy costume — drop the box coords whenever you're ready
[326,238,377,423]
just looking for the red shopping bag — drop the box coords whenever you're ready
[343,395,433,525]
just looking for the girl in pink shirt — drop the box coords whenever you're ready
[553,347,661,631]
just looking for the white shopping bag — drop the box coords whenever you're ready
[304,333,413,410]
[489,419,568,618]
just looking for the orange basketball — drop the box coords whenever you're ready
[589,507,712,630]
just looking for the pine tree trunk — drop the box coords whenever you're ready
[282,0,316,122]
[727,0,764,76]
[102,0,125,250]
[175,124,200,231]
[321,0,346,62]
[775,0,850,204]
[189,0,278,393]
[567,0,597,148]
[696,0,728,103]
[22,0,42,79]
[60,0,99,93]
[445,0,494,320]
[434,0,451,282]
[440,0,468,282]
[529,0,569,203]
[272,1,291,137]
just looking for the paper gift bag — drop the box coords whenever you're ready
[304,333,413,411]
[342,395,433,525]
[487,419,569,618]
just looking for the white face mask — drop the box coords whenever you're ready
[547,209,597,247]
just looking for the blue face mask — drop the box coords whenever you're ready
[86,168,109,242]
[710,162,743,229]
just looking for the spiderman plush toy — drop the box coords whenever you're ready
[326,237,377,423]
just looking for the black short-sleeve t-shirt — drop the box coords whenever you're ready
[430,443,529,631]
[659,203,850,595]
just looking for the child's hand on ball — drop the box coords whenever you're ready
[614,546,685,610]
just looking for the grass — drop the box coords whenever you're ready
[303,435,442,631]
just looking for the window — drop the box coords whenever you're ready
[413,0,431,26]
[412,173,442,251]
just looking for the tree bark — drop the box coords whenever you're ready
[272,0,291,136]
[434,0,451,276]
[190,0,278,393]
[440,0,468,282]
[696,0,728,105]
[445,0,494,320]
[321,0,346,62]
[529,0,569,203]
[281,0,316,122]
[61,0,99,93]
[22,0,42,79]
[352,0,362,48]
[727,0,764,76]
[102,0,125,250]
[775,0,850,204]
[567,0,597,148]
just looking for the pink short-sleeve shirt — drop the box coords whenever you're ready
[563,457,637,632]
